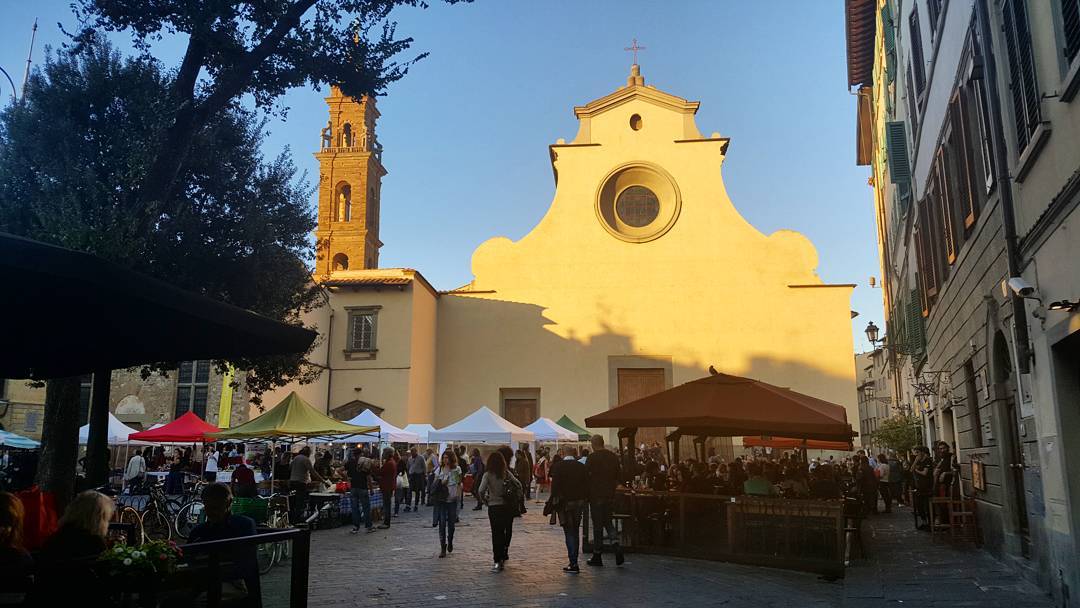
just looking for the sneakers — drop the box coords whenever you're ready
[586,554,603,567]
[615,546,625,566]
[491,563,501,572]
[366,527,377,533]
[350,527,359,534]
[562,564,580,573]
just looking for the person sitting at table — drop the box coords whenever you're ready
[727,459,747,495]
[231,461,258,498]
[187,483,259,603]
[779,465,809,497]
[29,490,114,607]
[686,461,714,494]
[743,461,777,496]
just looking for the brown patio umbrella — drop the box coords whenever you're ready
[584,372,856,442]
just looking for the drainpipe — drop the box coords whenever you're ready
[324,305,334,414]
[975,0,1032,375]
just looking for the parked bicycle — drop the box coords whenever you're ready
[256,493,293,574]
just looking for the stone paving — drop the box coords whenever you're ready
[266,498,1053,608]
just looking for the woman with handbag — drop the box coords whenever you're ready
[478,451,521,572]
[432,451,462,558]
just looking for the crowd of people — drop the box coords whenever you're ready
[617,440,961,523]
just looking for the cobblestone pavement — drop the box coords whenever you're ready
[301,502,840,608]
[278,500,1053,608]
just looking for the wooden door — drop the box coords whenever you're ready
[617,368,667,451]
[503,399,538,429]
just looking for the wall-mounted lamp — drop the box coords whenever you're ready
[1048,299,1080,312]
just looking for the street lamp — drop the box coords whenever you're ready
[864,321,880,345]
[0,66,16,103]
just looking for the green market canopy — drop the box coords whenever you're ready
[208,392,378,443]
[555,415,592,441]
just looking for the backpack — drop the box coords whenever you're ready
[503,472,524,512]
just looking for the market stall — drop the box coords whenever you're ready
[402,423,437,444]
[523,417,579,442]
[336,410,420,444]
[427,407,535,447]
[555,415,593,441]
[584,372,856,576]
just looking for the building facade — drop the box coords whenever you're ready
[0,366,249,440]
[846,0,1080,602]
[856,349,897,454]
[263,65,860,453]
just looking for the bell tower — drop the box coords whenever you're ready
[314,86,386,277]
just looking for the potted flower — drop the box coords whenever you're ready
[98,540,184,586]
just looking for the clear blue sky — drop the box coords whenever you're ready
[0,1,882,350]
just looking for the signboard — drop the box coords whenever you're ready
[971,460,985,492]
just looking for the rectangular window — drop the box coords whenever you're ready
[1061,0,1080,64]
[175,360,211,419]
[927,0,943,37]
[1001,0,1042,151]
[347,308,379,353]
[24,410,39,433]
[910,8,927,96]
[935,148,959,264]
[906,63,920,138]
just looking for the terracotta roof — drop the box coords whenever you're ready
[322,276,411,286]
[845,0,877,88]
[319,268,439,296]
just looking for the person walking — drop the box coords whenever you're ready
[887,450,905,506]
[289,446,325,524]
[550,446,588,573]
[376,448,397,529]
[407,448,426,512]
[432,451,462,557]
[911,447,933,529]
[124,448,147,491]
[469,448,485,511]
[514,448,532,502]
[876,453,893,513]
[478,450,521,572]
[346,448,375,534]
[204,444,220,483]
[584,434,624,566]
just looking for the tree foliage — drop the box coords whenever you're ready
[869,414,922,455]
[0,41,322,399]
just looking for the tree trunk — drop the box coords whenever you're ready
[35,375,82,512]
[85,369,112,487]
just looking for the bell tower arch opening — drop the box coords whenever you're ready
[314,87,387,277]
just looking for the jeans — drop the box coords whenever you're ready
[487,504,515,563]
[561,499,585,566]
[409,473,425,506]
[435,501,457,548]
[589,499,618,553]
[879,481,893,512]
[350,487,372,529]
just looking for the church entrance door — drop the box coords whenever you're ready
[616,368,667,452]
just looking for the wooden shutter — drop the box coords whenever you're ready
[1062,0,1080,64]
[910,8,927,95]
[908,289,927,354]
[886,121,911,184]
[906,63,920,136]
[936,147,959,265]
[952,91,980,229]
[882,2,897,83]
[1002,0,1041,150]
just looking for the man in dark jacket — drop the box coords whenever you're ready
[584,434,623,566]
[550,446,589,573]
[377,448,398,529]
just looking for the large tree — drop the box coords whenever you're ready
[1,0,466,501]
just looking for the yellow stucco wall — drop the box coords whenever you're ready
[433,70,857,430]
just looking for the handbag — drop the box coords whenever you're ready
[397,472,409,490]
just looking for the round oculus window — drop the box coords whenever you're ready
[615,185,660,227]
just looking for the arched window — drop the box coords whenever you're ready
[992,331,1012,384]
[342,123,353,147]
[336,183,351,222]
[332,253,349,271]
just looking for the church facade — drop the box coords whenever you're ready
[262,67,859,445]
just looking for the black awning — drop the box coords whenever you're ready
[0,233,316,379]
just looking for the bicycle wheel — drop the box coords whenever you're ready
[273,512,291,561]
[164,496,184,515]
[143,509,173,542]
[174,499,204,539]
[256,541,278,574]
[117,506,144,546]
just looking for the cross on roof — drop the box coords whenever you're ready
[624,38,646,65]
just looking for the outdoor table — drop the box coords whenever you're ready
[591,489,845,576]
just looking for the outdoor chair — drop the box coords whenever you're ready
[929,496,953,541]
[948,498,979,544]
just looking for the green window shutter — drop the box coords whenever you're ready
[882,2,897,84]
[907,289,926,356]
[886,121,911,184]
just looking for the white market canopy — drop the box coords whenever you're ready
[0,429,40,449]
[339,410,420,444]
[402,423,437,443]
[523,417,579,442]
[79,412,150,445]
[428,407,535,444]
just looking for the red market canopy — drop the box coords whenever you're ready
[742,436,853,451]
[584,372,857,442]
[128,412,221,443]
